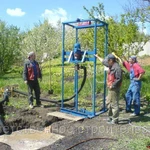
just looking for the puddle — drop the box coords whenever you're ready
[0,128,64,150]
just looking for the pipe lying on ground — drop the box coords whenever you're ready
[13,66,87,104]
[13,89,59,104]
[11,66,87,105]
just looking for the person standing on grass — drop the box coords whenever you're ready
[95,53,122,124]
[23,51,43,109]
[113,53,145,116]
[122,56,145,116]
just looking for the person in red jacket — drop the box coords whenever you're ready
[95,53,122,124]
[23,52,42,109]
[113,53,145,116]
[123,56,145,116]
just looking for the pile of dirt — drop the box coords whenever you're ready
[0,101,149,150]
[0,105,60,135]
[39,115,120,150]
[39,110,150,150]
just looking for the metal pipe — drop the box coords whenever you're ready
[103,24,108,111]
[61,23,65,108]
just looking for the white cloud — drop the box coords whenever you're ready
[41,8,68,26]
[7,8,25,17]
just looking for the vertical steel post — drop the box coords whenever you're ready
[74,28,79,111]
[75,64,79,111]
[93,20,97,115]
[103,24,108,111]
[61,23,65,108]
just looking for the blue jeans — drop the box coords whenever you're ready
[125,81,141,115]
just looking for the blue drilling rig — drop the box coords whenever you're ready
[61,19,108,118]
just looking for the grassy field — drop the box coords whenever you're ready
[0,57,150,110]
[0,57,150,149]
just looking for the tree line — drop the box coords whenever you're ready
[0,1,149,73]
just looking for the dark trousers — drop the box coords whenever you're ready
[27,80,41,105]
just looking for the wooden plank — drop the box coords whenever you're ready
[47,111,84,121]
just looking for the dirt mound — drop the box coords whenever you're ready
[40,130,116,150]
[39,110,150,150]
[0,105,60,134]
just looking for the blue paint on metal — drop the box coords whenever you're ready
[103,25,108,112]
[75,68,78,111]
[92,20,97,116]
[61,108,95,118]
[61,19,108,118]
[61,24,65,108]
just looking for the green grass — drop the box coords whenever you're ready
[112,136,150,150]
[0,58,150,110]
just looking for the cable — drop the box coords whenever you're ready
[59,65,87,102]
[66,137,117,150]
[13,65,87,104]
[13,89,58,104]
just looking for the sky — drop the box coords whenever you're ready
[0,0,148,33]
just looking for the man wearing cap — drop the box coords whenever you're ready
[23,52,42,109]
[122,56,145,116]
[95,53,122,124]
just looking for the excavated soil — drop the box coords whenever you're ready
[0,99,149,150]
[0,104,60,135]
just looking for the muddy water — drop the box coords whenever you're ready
[0,128,64,150]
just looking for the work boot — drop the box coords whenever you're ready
[126,110,133,113]
[107,119,118,125]
[107,117,112,123]
[112,119,118,124]
[36,104,44,108]
[29,104,34,109]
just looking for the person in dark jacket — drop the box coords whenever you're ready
[23,52,43,109]
[95,53,122,124]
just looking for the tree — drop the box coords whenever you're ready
[21,19,62,63]
[0,20,21,73]
[81,3,148,57]
[123,0,150,23]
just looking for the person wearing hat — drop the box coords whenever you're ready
[95,53,122,124]
[23,52,43,109]
[122,55,145,116]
